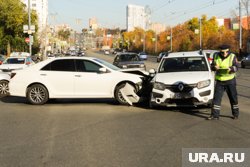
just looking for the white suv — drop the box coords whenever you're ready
[149,51,214,107]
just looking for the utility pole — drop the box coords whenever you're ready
[28,0,32,56]
[155,33,157,54]
[143,31,146,52]
[200,18,202,50]
[239,0,242,56]
[170,27,173,52]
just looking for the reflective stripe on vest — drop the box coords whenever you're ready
[214,53,235,81]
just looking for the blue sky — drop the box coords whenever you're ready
[48,0,239,32]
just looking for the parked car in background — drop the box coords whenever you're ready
[104,50,110,55]
[0,52,34,96]
[203,50,218,64]
[138,52,148,60]
[0,52,34,73]
[9,57,143,105]
[241,54,250,68]
[0,54,7,65]
[112,48,122,54]
[149,51,214,108]
[113,52,146,70]
[157,52,168,62]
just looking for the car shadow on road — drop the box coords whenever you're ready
[135,102,233,119]
[0,96,119,105]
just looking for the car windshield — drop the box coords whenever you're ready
[3,58,25,64]
[118,54,140,61]
[158,56,208,73]
[94,58,121,71]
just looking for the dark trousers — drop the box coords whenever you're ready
[211,79,239,118]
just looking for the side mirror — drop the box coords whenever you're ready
[149,69,156,77]
[149,68,156,74]
[99,67,107,73]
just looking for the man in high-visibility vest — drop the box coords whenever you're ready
[207,45,239,120]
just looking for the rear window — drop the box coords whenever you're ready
[159,56,209,73]
[4,58,25,64]
[116,54,140,62]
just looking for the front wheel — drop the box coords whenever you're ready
[27,84,49,105]
[0,80,9,96]
[115,83,137,105]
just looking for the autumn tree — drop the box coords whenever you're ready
[58,29,71,41]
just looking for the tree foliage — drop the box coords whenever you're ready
[122,15,242,55]
[0,0,38,55]
[58,29,71,41]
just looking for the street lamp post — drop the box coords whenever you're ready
[167,27,173,52]
[199,18,202,50]
[143,31,146,52]
[239,0,242,57]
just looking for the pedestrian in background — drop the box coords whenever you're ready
[207,44,239,120]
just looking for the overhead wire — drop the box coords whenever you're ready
[164,0,230,23]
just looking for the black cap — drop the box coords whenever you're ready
[219,44,230,50]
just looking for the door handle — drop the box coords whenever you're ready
[40,74,47,76]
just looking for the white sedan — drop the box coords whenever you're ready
[9,57,143,105]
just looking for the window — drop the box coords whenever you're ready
[4,58,25,64]
[41,59,75,72]
[159,57,208,72]
[76,60,101,72]
[119,54,139,61]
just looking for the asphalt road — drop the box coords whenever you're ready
[0,51,250,167]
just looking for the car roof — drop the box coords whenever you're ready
[20,56,104,71]
[10,52,30,57]
[202,49,218,53]
[117,52,138,55]
[166,51,205,58]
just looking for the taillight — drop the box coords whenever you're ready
[208,58,213,64]
[10,73,16,79]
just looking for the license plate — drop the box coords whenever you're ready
[172,93,191,99]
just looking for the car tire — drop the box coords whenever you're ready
[114,83,136,105]
[0,80,9,96]
[27,84,49,105]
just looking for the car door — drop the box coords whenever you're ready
[74,59,114,97]
[40,59,75,97]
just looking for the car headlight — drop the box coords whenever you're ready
[122,65,127,68]
[153,82,165,90]
[197,79,210,89]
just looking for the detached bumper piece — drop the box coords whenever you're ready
[120,83,140,106]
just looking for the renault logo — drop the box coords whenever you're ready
[178,83,184,91]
